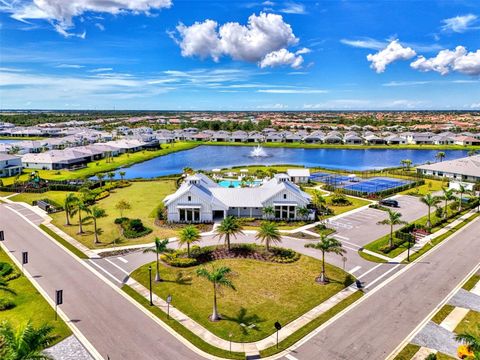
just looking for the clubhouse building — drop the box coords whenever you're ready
[164,173,313,223]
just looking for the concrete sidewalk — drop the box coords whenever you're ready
[126,276,359,356]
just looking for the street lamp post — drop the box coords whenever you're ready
[274,321,282,349]
[407,235,411,262]
[148,266,153,306]
[228,333,233,354]
[342,256,347,270]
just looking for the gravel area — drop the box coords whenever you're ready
[448,288,480,312]
[44,335,94,360]
[411,321,459,357]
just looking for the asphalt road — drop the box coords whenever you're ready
[0,204,205,360]
[280,214,480,360]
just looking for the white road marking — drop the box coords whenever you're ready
[356,263,383,280]
[117,257,128,264]
[364,264,402,289]
[104,258,130,276]
[340,239,361,249]
[333,234,349,241]
[286,354,299,360]
[87,260,122,284]
[349,266,362,274]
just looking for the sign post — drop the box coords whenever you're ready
[166,294,172,319]
[21,251,28,273]
[55,290,63,321]
[0,230,4,241]
[274,321,282,348]
[148,266,153,306]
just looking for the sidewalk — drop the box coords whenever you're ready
[126,276,359,356]
[391,209,477,263]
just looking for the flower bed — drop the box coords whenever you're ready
[161,244,300,268]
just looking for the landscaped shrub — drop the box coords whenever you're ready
[115,217,153,238]
[114,217,128,224]
[330,193,352,206]
[0,299,16,311]
[161,252,199,267]
[268,247,300,263]
[156,203,167,221]
[0,262,13,277]
[94,190,110,201]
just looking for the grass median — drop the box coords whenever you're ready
[122,285,245,360]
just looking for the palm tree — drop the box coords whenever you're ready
[468,149,478,157]
[63,193,78,226]
[441,188,456,218]
[115,200,131,218]
[215,216,244,252]
[70,199,91,234]
[0,321,58,360]
[455,184,469,211]
[305,235,346,284]
[401,159,412,170]
[143,238,169,282]
[297,206,310,220]
[455,325,480,359]
[262,206,274,219]
[119,171,126,181]
[0,277,15,295]
[96,173,105,186]
[420,194,441,229]
[196,265,236,321]
[256,222,282,251]
[178,225,201,257]
[107,172,116,183]
[436,151,446,162]
[84,206,107,244]
[377,209,407,249]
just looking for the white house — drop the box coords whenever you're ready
[287,169,310,184]
[417,154,480,183]
[0,154,22,178]
[164,173,313,223]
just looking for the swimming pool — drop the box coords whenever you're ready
[218,180,262,188]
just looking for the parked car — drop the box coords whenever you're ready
[379,199,399,208]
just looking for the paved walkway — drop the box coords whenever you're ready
[126,276,359,356]
[44,335,94,360]
[448,288,480,312]
[412,322,460,357]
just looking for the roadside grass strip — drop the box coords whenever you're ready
[405,213,480,263]
[39,224,89,259]
[122,285,246,360]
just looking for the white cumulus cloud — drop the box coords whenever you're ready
[173,12,306,69]
[411,46,480,76]
[5,0,172,37]
[259,48,303,69]
[441,14,478,33]
[366,40,416,73]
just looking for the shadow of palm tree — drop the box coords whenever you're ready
[222,307,265,335]
[162,271,192,286]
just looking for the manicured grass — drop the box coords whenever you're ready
[399,179,446,196]
[122,285,245,359]
[454,310,480,335]
[259,291,363,358]
[463,274,480,291]
[431,305,455,325]
[0,136,44,140]
[0,248,71,344]
[50,180,178,249]
[326,196,371,216]
[39,224,89,259]
[437,353,457,360]
[10,190,74,206]
[1,142,198,185]
[131,256,353,343]
[392,344,421,360]
[357,250,388,263]
[364,209,477,260]
[406,213,479,263]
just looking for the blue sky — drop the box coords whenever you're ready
[0,0,479,110]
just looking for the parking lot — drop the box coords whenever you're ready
[327,195,427,248]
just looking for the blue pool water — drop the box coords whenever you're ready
[218,180,262,188]
[112,145,468,179]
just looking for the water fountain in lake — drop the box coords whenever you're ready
[249,145,269,157]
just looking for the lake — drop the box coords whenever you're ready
[112,145,468,179]
[0,139,21,144]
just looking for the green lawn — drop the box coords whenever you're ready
[463,274,480,291]
[0,248,71,344]
[50,180,178,249]
[393,344,421,360]
[454,310,480,335]
[431,305,455,324]
[9,190,75,206]
[131,255,352,343]
[399,178,446,196]
[326,196,370,216]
